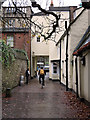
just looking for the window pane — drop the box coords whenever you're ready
[53,66,57,73]
[37,37,40,42]
[7,42,13,47]
[7,36,14,47]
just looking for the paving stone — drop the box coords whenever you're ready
[2,76,90,119]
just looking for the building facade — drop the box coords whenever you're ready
[31,13,49,77]
[73,26,90,102]
[1,6,31,68]
[49,6,77,81]
[31,6,77,78]
[56,8,90,102]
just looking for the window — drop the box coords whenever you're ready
[13,20,15,27]
[9,20,12,26]
[7,36,14,47]
[53,63,57,73]
[37,37,40,42]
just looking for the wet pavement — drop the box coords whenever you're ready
[2,74,90,119]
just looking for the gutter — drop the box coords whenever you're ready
[65,21,69,91]
[73,42,90,56]
[59,41,61,84]
[73,26,90,53]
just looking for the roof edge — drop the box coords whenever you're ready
[56,8,85,46]
[73,26,90,53]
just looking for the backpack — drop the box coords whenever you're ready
[40,69,44,75]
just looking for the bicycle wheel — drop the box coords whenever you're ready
[41,78,43,89]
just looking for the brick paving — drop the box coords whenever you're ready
[2,75,90,119]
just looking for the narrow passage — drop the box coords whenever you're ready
[2,75,90,119]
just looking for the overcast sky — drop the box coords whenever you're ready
[44,0,81,7]
[3,0,82,11]
[33,0,81,12]
[3,0,81,6]
[63,0,81,6]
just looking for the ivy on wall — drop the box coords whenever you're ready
[0,40,15,67]
[0,40,29,67]
[14,49,29,67]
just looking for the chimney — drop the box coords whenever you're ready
[50,0,54,7]
[69,6,77,22]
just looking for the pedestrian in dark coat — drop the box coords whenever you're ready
[26,68,30,84]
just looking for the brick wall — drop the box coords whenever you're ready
[2,30,31,60]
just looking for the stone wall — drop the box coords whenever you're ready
[2,51,28,92]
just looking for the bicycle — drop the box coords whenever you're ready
[41,78,43,89]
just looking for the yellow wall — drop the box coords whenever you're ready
[31,16,49,56]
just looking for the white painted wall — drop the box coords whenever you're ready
[58,9,90,102]
[32,36,49,56]
[49,11,70,80]
[31,15,49,77]
[61,36,66,85]
[80,51,90,102]
[70,9,88,90]
[31,16,49,56]
[60,9,89,89]
[71,10,90,102]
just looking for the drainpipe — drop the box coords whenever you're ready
[65,21,68,91]
[29,15,31,80]
[27,60,28,69]
[75,57,79,98]
[59,40,61,84]
[30,31,31,80]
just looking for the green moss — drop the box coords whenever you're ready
[0,41,29,68]
[0,40,15,67]
[14,48,29,67]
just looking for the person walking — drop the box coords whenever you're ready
[38,66,46,88]
[26,68,30,84]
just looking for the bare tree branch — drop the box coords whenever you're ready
[2,0,68,43]
[11,0,61,40]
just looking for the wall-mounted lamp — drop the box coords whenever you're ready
[80,56,85,65]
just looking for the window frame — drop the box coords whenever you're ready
[7,35,14,48]
[37,36,40,42]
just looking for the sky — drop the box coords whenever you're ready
[63,0,81,6]
[33,0,81,12]
[3,0,81,6]
[3,0,82,11]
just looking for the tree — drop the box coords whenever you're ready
[2,0,67,42]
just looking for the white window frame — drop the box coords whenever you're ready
[7,36,14,47]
